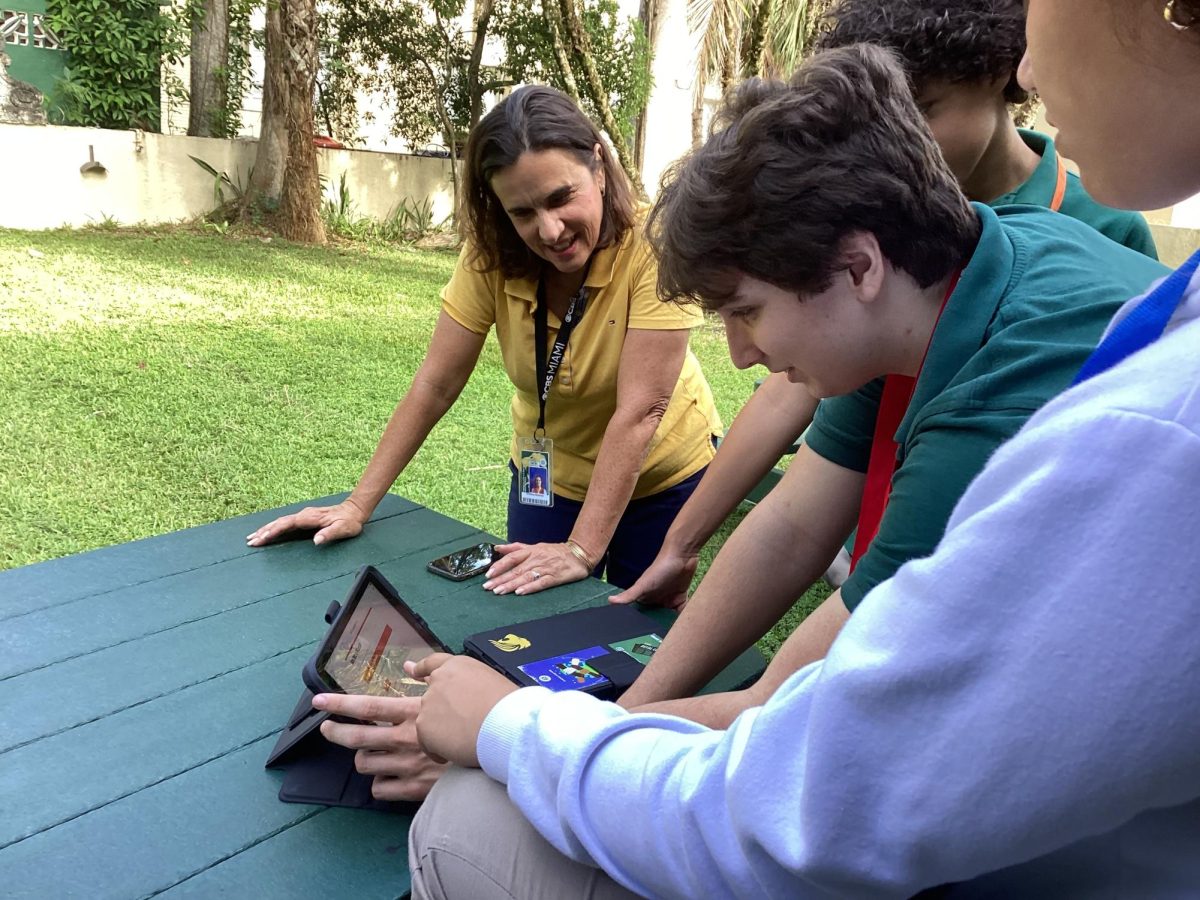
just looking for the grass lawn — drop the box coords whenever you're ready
[0,227,829,653]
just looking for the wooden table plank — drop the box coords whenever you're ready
[0,493,417,617]
[2,578,332,753]
[0,647,311,849]
[0,737,324,900]
[0,519,499,752]
[158,808,413,899]
[0,506,481,680]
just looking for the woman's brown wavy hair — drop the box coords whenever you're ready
[459,86,637,280]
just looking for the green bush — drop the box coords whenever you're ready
[45,0,188,130]
[321,175,445,243]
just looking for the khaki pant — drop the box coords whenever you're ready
[409,766,642,900]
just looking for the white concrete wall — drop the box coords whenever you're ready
[1149,224,1200,269]
[318,145,456,224]
[0,123,456,230]
[1171,193,1200,230]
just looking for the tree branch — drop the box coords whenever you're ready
[542,0,583,101]
[555,0,645,196]
[466,0,495,128]
[416,53,461,206]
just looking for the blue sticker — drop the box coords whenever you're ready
[518,645,611,692]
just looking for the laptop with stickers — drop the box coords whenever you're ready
[463,604,665,700]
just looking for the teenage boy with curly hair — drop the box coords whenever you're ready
[817,0,1156,254]
[396,33,1197,894]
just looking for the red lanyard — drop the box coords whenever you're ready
[1050,156,1067,213]
[849,269,962,572]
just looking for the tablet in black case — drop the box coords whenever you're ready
[266,566,441,813]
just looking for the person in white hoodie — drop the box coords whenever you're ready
[313,1,1200,895]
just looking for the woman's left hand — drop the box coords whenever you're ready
[482,541,592,595]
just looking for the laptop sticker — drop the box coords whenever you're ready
[518,646,610,691]
[490,633,532,652]
[608,633,662,666]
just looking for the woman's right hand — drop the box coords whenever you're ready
[609,546,698,610]
[246,498,369,547]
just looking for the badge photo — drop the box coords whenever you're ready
[518,437,554,508]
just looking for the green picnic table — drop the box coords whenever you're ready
[0,493,765,899]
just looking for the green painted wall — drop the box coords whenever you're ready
[3,2,66,99]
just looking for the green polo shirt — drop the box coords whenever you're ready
[992,130,1158,259]
[807,203,1168,611]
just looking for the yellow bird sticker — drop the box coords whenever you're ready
[490,633,531,653]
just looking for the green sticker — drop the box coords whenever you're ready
[608,633,663,666]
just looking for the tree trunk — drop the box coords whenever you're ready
[417,55,461,211]
[555,0,645,197]
[632,0,660,173]
[466,0,495,129]
[188,0,231,137]
[543,0,584,102]
[721,41,737,90]
[278,0,326,243]
[741,0,772,78]
[249,2,287,205]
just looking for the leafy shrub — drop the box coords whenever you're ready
[45,0,188,131]
[321,178,445,244]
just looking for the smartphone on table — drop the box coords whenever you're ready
[427,542,497,581]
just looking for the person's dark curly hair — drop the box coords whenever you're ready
[817,0,1030,104]
[458,86,637,280]
[647,44,979,310]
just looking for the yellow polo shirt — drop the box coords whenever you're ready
[440,224,721,502]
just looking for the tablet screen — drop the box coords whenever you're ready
[317,581,438,697]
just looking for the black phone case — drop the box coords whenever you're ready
[265,688,416,813]
[425,560,481,581]
[426,544,496,582]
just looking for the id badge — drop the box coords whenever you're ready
[518,437,554,508]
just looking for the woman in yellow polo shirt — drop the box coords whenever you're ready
[248,86,721,594]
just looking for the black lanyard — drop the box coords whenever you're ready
[534,276,590,437]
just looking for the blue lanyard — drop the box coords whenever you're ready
[1073,250,1200,385]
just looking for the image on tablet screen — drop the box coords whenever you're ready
[322,583,435,697]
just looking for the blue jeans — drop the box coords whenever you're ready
[506,463,706,589]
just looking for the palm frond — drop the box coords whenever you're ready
[688,0,744,90]
[764,0,833,79]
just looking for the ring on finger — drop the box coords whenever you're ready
[529,569,542,580]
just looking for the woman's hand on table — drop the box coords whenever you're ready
[246,499,368,548]
[407,654,518,768]
[313,693,448,801]
[482,541,593,595]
